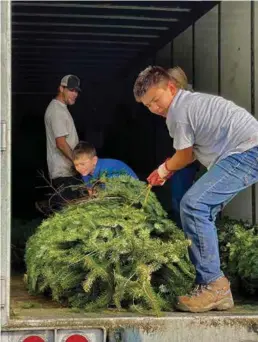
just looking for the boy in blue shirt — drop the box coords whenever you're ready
[72,141,138,186]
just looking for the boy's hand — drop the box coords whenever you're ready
[147,159,174,186]
[147,169,174,186]
[147,170,166,186]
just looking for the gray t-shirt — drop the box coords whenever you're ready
[44,99,79,179]
[166,90,258,169]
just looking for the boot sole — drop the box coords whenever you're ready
[176,297,234,313]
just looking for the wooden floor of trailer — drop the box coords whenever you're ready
[10,275,258,320]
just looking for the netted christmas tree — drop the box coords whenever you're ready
[25,176,194,315]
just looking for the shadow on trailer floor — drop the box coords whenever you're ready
[10,275,258,321]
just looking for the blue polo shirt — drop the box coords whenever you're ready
[82,158,138,186]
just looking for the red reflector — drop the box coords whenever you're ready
[66,335,89,342]
[23,337,45,342]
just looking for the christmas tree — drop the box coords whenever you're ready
[25,176,194,315]
[218,218,258,295]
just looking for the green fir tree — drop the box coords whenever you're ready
[218,217,258,295]
[25,176,194,315]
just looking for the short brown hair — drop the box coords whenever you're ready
[133,66,170,101]
[72,141,96,160]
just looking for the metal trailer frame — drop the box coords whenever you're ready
[1,0,12,328]
[1,1,258,341]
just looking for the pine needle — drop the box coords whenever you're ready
[143,184,152,207]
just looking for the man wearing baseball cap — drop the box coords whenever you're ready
[44,74,82,209]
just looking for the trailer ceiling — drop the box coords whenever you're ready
[12,1,218,94]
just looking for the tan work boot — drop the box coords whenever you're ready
[176,276,234,313]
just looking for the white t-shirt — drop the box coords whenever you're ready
[166,90,258,169]
[44,99,79,179]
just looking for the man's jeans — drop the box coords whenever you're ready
[180,146,258,284]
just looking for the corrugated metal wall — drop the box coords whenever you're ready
[173,26,193,84]
[155,42,171,69]
[220,1,252,222]
[154,1,258,223]
[194,5,218,94]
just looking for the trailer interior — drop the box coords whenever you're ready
[2,0,258,338]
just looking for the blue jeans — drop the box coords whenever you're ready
[170,162,198,227]
[180,146,258,284]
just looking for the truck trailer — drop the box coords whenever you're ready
[1,1,258,341]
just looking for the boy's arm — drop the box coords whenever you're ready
[164,147,194,172]
[148,119,196,185]
[147,147,194,186]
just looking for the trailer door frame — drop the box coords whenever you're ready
[1,0,11,327]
